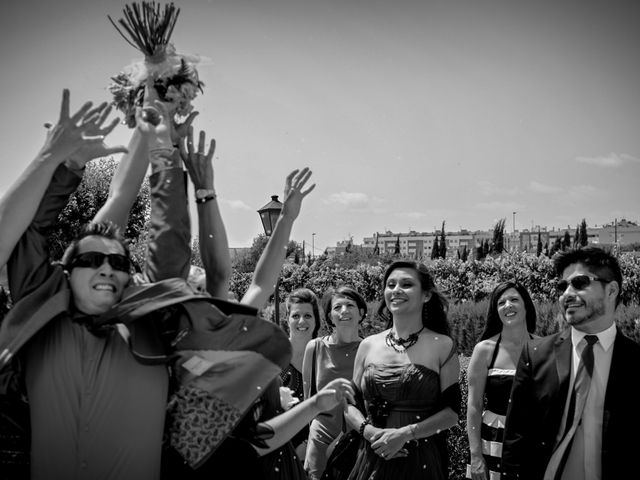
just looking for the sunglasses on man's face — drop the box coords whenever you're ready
[556,274,608,294]
[69,251,131,273]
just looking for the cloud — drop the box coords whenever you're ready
[529,181,562,194]
[324,192,381,210]
[477,180,519,196]
[474,201,523,211]
[575,152,640,167]
[561,185,600,204]
[222,199,252,211]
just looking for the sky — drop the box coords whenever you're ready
[1,0,639,254]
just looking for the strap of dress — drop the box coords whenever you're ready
[488,334,502,369]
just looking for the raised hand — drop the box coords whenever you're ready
[41,89,126,167]
[65,102,128,169]
[281,167,315,221]
[171,111,199,147]
[179,126,216,190]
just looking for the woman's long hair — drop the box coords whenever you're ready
[480,281,537,341]
[284,288,322,338]
[377,261,450,335]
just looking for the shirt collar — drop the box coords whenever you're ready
[570,322,616,352]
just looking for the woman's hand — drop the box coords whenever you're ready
[312,378,355,413]
[469,454,488,480]
[369,427,410,460]
[179,126,215,190]
[279,387,300,411]
[280,168,315,221]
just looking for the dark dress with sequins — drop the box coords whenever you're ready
[347,363,452,480]
[280,363,308,448]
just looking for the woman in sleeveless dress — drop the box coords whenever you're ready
[279,288,322,456]
[344,261,461,480]
[466,281,538,480]
[302,286,366,480]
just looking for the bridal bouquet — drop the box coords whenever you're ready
[108,2,204,127]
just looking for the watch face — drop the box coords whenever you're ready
[196,189,214,199]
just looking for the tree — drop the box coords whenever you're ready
[475,242,484,261]
[483,239,490,257]
[579,218,588,246]
[561,230,571,251]
[232,234,299,273]
[439,221,447,259]
[47,157,150,261]
[491,218,506,254]
[536,229,543,257]
[461,245,469,262]
[394,235,401,255]
[345,238,353,253]
[431,236,440,260]
[372,232,380,256]
[574,223,580,248]
[550,237,562,256]
[543,241,549,257]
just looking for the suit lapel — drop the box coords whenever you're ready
[554,329,572,394]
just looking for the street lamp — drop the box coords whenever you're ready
[312,233,316,260]
[258,195,283,236]
[257,195,283,323]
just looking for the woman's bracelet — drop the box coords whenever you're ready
[359,418,371,438]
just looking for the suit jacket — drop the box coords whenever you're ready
[501,328,640,480]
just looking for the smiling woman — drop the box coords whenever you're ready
[302,286,366,480]
[279,288,322,450]
[466,281,537,480]
[343,261,461,480]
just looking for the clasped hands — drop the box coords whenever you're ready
[368,426,411,460]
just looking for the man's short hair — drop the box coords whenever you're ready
[553,245,623,305]
[61,221,131,270]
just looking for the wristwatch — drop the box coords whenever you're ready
[195,188,217,204]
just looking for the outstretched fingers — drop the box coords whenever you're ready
[58,89,71,122]
[206,138,216,161]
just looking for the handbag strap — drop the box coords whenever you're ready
[310,338,318,397]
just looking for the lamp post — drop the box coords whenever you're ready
[312,233,316,260]
[257,195,283,323]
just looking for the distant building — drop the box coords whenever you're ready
[335,218,640,257]
[362,230,476,259]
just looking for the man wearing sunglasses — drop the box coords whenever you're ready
[502,246,640,480]
[0,88,197,480]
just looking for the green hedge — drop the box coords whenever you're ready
[231,251,640,306]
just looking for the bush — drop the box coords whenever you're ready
[231,252,640,306]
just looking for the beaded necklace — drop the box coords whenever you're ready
[385,327,424,353]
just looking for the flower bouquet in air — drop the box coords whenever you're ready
[108,1,204,127]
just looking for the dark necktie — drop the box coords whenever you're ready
[544,334,599,480]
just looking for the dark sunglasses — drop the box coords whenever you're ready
[556,274,608,293]
[69,251,132,273]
